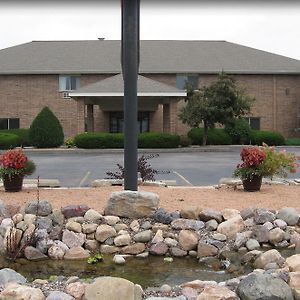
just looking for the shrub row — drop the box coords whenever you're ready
[74,132,181,149]
[187,127,286,146]
[0,133,19,149]
[0,129,30,147]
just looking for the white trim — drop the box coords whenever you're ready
[69,92,186,97]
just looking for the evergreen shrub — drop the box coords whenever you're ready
[29,107,64,148]
[250,130,285,146]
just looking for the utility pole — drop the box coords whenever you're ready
[121,0,140,191]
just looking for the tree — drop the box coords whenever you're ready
[179,72,254,145]
[29,107,64,148]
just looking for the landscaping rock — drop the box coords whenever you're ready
[169,247,187,257]
[286,254,300,271]
[153,208,173,224]
[222,208,240,220]
[133,230,152,243]
[25,200,52,217]
[103,215,120,226]
[237,273,293,300]
[48,245,65,260]
[240,207,256,220]
[61,204,90,218]
[0,283,45,300]
[145,297,186,300]
[254,208,276,224]
[82,223,98,234]
[84,240,99,252]
[206,219,218,231]
[149,242,168,255]
[254,249,285,269]
[114,234,131,246]
[66,221,82,233]
[199,208,223,223]
[64,246,90,260]
[84,277,143,300]
[234,231,252,249]
[65,282,86,300]
[197,242,218,258]
[171,218,205,231]
[151,229,164,244]
[252,225,270,243]
[24,246,48,261]
[62,230,85,248]
[178,230,198,251]
[180,206,201,219]
[23,214,37,226]
[217,215,244,239]
[130,220,140,232]
[274,219,288,230]
[0,268,26,285]
[84,209,102,223]
[165,237,178,247]
[105,191,159,218]
[198,285,239,299]
[50,209,65,226]
[122,243,146,255]
[288,272,300,299]
[246,239,260,251]
[46,291,74,300]
[36,217,53,232]
[95,224,117,242]
[277,207,299,226]
[269,227,285,245]
[113,254,126,264]
[100,245,120,254]
[213,233,227,242]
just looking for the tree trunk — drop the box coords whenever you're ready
[203,121,208,146]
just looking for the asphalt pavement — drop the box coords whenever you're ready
[23,147,300,187]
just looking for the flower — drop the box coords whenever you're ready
[234,144,299,180]
[0,149,35,178]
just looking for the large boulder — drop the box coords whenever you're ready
[105,191,159,218]
[277,207,299,226]
[289,272,300,300]
[217,215,244,240]
[237,273,293,300]
[0,268,26,286]
[84,277,143,300]
[0,283,45,300]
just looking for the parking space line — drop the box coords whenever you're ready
[173,171,193,186]
[79,171,91,187]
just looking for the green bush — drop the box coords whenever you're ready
[0,129,30,147]
[187,128,232,145]
[0,133,19,149]
[224,119,251,144]
[250,130,285,146]
[285,137,300,146]
[138,132,180,148]
[29,107,64,148]
[179,135,192,147]
[74,133,124,149]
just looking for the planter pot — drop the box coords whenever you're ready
[2,174,24,192]
[242,175,262,192]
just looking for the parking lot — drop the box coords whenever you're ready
[24,147,300,187]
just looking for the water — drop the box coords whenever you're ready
[0,255,247,287]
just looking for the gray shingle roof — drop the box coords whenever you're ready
[69,74,186,96]
[0,40,300,74]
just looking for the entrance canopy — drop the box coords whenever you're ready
[69,74,186,97]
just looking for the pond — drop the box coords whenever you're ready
[0,254,251,288]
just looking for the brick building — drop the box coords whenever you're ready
[0,40,299,138]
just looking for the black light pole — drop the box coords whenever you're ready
[121,0,140,191]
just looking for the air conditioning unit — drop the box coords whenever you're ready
[62,92,71,99]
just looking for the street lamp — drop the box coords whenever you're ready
[121,0,140,191]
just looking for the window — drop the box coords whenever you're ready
[59,75,80,91]
[0,118,20,130]
[176,74,199,90]
[244,117,260,130]
[109,112,149,133]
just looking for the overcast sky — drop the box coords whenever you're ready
[1,1,300,60]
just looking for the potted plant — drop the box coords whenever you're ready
[234,144,298,191]
[0,149,36,192]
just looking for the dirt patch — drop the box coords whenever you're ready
[0,184,299,213]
